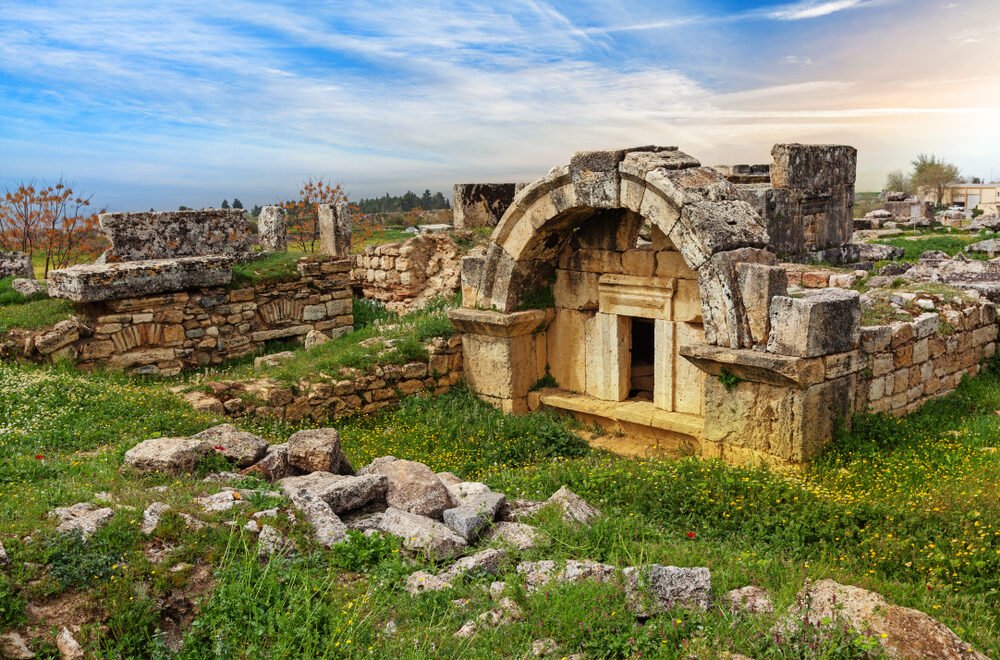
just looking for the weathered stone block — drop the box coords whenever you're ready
[258,206,287,252]
[767,289,860,358]
[318,203,352,258]
[737,263,787,348]
[553,269,599,310]
[770,144,857,189]
[100,209,251,260]
[453,183,516,228]
[48,256,233,303]
[0,251,32,279]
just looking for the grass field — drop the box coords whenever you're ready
[872,228,995,261]
[1,354,997,657]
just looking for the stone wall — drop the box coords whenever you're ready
[352,234,463,312]
[858,305,997,415]
[0,251,33,279]
[186,336,464,422]
[30,257,353,375]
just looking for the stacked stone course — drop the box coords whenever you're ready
[858,304,997,415]
[351,234,463,311]
[192,336,464,422]
[64,257,353,375]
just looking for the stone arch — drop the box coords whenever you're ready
[463,147,776,348]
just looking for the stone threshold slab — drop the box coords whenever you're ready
[538,389,703,439]
[48,256,234,303]
[679,343,825,388]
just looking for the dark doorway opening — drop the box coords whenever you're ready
[629,318,655,401]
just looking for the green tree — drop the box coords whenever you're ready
[221,199,230,209]
[231,198,244,209]
[911,154,960,207]
[885,169,913,195]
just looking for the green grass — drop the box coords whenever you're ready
[872,229,995,262]
[229,252,305,288]
[0,276,73,334]
[1,358,998,656]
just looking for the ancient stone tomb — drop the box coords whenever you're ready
[450,145,868,466]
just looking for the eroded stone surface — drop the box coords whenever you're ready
[370,459,452,519]
[725,585,773,615]
[100,209,252,261]
[516,559,616,592]
[0,251,33,279]
[124,437,213,474]
[280,472,387,514]
[47,256,234,303]
[51,503,115,540]
[191,424,268,468]
[546,486,600,525]
[378,507,467,560]
[287,428,351,474]
[623,565,712,615]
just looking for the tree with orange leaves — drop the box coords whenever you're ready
[0,180,106,275]
[281,177,349,253]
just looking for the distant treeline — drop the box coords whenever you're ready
[357,190,450,214]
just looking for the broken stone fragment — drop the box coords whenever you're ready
[356,455,396,475]
[369,459,452,519]
[435,471,463,487]
[623,565,712,616]
[286,490,347,547]
[445,481,492,505]
[50,503,115,541]
[253,351,295,369]
[484,521,541,551]
[378,507,466,560]
[516,559,616,592]
[776,579,988,659]
[242,443,292,481]
[442,491,505,541]
[725,585,773,615]
[11,278,45,297]
[190,424,269,468]
[56,627,84,660]
[286,428,352,474]
[0,540,8,565]
[304,329,330,350]
[124,436,213,474]
[196,490,246,513]
[546,486,601,525]
[279,472,387,514]
[0,631,34,660]
[498,498,546,522]
[141,502,171,535]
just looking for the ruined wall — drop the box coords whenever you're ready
[858,305,997,415]
[187,336,463,422]
[0,251,33,279]
[351,234,463,311]
[30,258,353,375]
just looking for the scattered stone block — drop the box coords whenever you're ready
[443,491,505,541]
[287,490,348,547]
[286,428,351,474]
[516,559,616,592]
[99,209,252,261]
[254,351,295,368]
[546,485,600,525]
[485,521,541,551]
[11,278,45,297]
[0,251,33,279]
[378,507,467,560]
[623,565,712,615]
[725,585,773,615]
[304,329,330,350]
[370,459,453,519]
[257,524,296,559]
[191,424,268,468]
[124,436,213,474]
[141,502,170,535]
[242,443,292,481]
[197,490,245,513]
[51,503,115,540]
[280,472,387,514]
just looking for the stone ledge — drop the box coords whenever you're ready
[48,256,234,303]
[447,308,551,337]
[538,389,703,439]
[679,343,825,388]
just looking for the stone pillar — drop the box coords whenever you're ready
[447,308,550,413]
[653,319,674,410]
[585,312,629,401]
[258,206,287,252]
[318,203,352,258]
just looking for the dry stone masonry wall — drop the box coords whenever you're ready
[351,233,463,312]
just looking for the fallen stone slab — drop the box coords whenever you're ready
[11,278,45,297]
[33,319,83,355]
[446,481,492,504]
[776,579,988,659]
[51,503,115,540]
[546,486,601,525]
[378,507,467,560]
[725,585,773,615]
[56,627,84,660]
[99,208,252,261]
[443,491,505,541]
[286,428,352,474]
[124,436,213,474]
[280,472,387,514]
[623,565,712,615]
[516,559,616,592]
[405,548,508,594]
[484,521,541,551]
[47,255,234,303]
[0,631,34,659]
[196,490,246,513]
[257,524,296,559]
[191,424,269,468]
[499,499,546,522]
[370,459,452,519]
[253,351,296,369]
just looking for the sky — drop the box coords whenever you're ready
[1,0,999,211]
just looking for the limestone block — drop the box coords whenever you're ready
[258,206,287,252]
[547,309,593,393]
[621,247,656,277]
[585,312,629,401]
[460,332,543,400]
[99,209,252,260]
[698,248,775,349]
[672,279,702,322]
[597,274,673,319]
[670,200,768,271]
[48,256,234,303]
[770,144,857,189]
[554,269,599,310]
[318,203,352,258]
[673,323,706,415]
[653,319,674,410]
[0,251,33,279]
[703,374,856,464]
[570,149,624,208]
[656,250,696,279]
[645,166,740,211]
[560,248,623,274]
[767,289,860,358]
[737,263,787,349]
[453,183,516,228]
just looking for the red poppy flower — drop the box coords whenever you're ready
[213,445,226,451]
[686,531,696,539]
[35,454,45,460]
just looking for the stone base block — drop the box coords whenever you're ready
[48,256,234,303]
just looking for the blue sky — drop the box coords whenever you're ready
[1,0,998,210]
